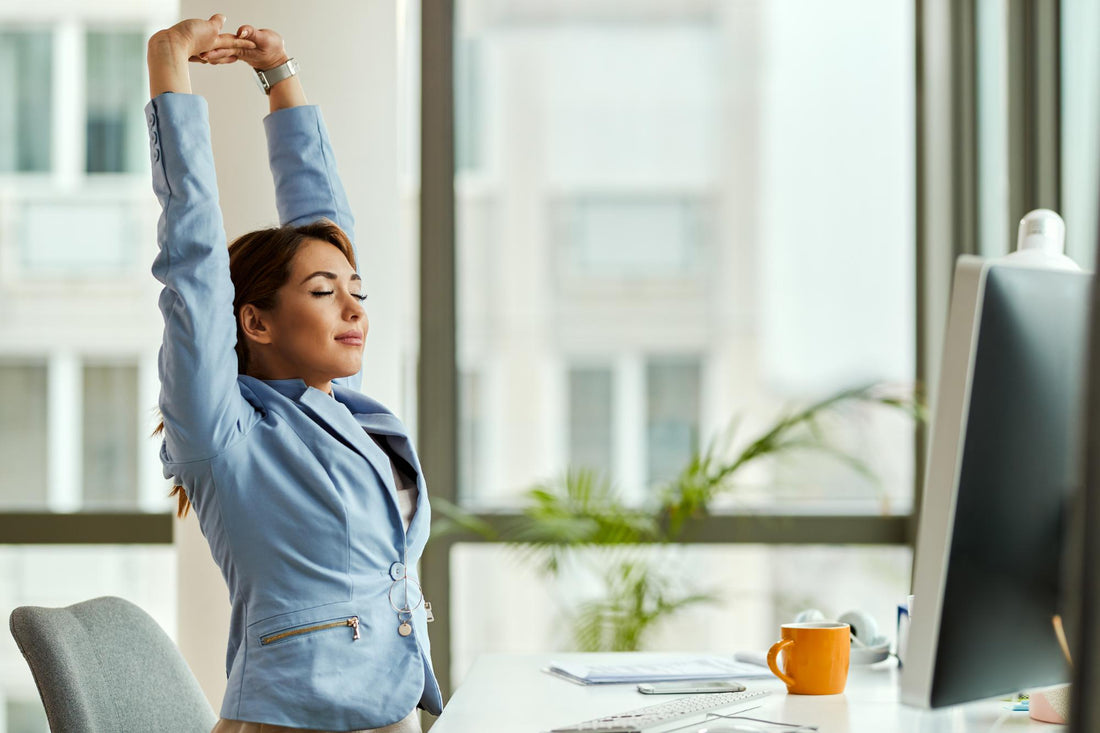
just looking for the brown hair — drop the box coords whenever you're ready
[156,220,357,517]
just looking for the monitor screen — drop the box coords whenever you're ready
[1069,231,1100,731]
[901,257,1091,708]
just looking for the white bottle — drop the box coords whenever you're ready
[1002,208,1080,271]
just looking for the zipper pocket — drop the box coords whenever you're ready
[260,616,360,646]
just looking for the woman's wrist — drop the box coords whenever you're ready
[255,54,290,72]
[147,32,193,97]
[268,74,307,113]
[148,30,191,64]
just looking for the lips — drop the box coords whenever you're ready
[335,330,364,347]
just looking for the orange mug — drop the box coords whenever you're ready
[766,621,850,695]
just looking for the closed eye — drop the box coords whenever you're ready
[310,291,368,301]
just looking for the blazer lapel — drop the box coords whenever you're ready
[332,386,431,545]
[298,387,400,506]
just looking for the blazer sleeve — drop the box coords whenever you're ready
[148,93,257,463]
[264,105,355,241]
[264,105,362,391]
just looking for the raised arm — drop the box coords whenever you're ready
[207,25,360,390]
[205,26,356,240]
[147,17,260,464]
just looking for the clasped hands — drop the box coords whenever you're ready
[149,13,288,72]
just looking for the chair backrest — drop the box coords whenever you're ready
[9,596,217,733]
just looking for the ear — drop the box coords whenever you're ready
[239,304,274,346]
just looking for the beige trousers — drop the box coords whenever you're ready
[211,709,421,733]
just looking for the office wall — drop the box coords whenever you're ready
[175,0,404,708]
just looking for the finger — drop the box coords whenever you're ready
[202,43,252,60]
[237,24,255,39]
[207,55,238,65]
[210,33,255,50]
[208,13,227,31]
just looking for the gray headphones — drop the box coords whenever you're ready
[794,608,890,660]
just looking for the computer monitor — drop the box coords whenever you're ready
[1069,237,1100,731]
[900,254,1091,708]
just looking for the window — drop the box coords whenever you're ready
[85,31,147,175]
[0,364,48,508]
[82,363,140,509]
[645,357,700,488]
[0,545,177,731]
[554,197,707,280]
[458,371,485,499]
[433,0,917,694]
[5,699,48,733]
[450,542,911,686]
[568,366,613,477]
[1062,0,1100,268]
[0,31,52,173]
[454,0,915,511]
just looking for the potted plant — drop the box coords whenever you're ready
[434,382,925,651]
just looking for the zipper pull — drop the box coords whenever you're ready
[347,616,361,641]
[425,602,435,623]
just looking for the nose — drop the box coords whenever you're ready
[343,291,366,320]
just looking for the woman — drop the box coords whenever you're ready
[146,15,441,732]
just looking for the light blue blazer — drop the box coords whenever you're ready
[147,92,442,730]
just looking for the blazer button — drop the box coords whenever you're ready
[152,148,161,163]
[389,562,406,580]
[148,112,156,125]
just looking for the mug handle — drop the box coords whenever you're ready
[767,638,796,687]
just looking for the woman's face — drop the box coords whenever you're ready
[246,238,367,391]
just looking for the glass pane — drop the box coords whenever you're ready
[19,197,142,273]
[85,31,146,174]
[83,364,139,509]
[646,358,700,487]
[459,371,484,498]
[0,546,176,728]
[6,699,48,733]
[450,542,911,686]
[455,0,916,513]
[0,31,52,173]
[568,367,612,477]
[555,197,706,279]
[0,364,48,508]
[1062,0,1100,269]
[977,0,1010,257]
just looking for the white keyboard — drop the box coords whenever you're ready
[547,688,771,732]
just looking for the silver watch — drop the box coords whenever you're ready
[254,58,299,95]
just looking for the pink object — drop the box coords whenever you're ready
[1029,685,1070,724]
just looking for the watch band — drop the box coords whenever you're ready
[254,57,299,95]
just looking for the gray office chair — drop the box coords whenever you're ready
[9,595,217,733]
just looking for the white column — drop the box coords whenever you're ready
[137,351,167,512]
[614,353,645,503]
[52,21,83,190]
[46,351,81,512]
[175,513,230,712]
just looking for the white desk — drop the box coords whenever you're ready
[429,653,1061,732]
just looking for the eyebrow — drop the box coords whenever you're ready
[299,271,363,285]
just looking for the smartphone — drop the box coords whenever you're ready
[637,680,746,695]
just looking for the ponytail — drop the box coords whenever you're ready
[152,418,192,518]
